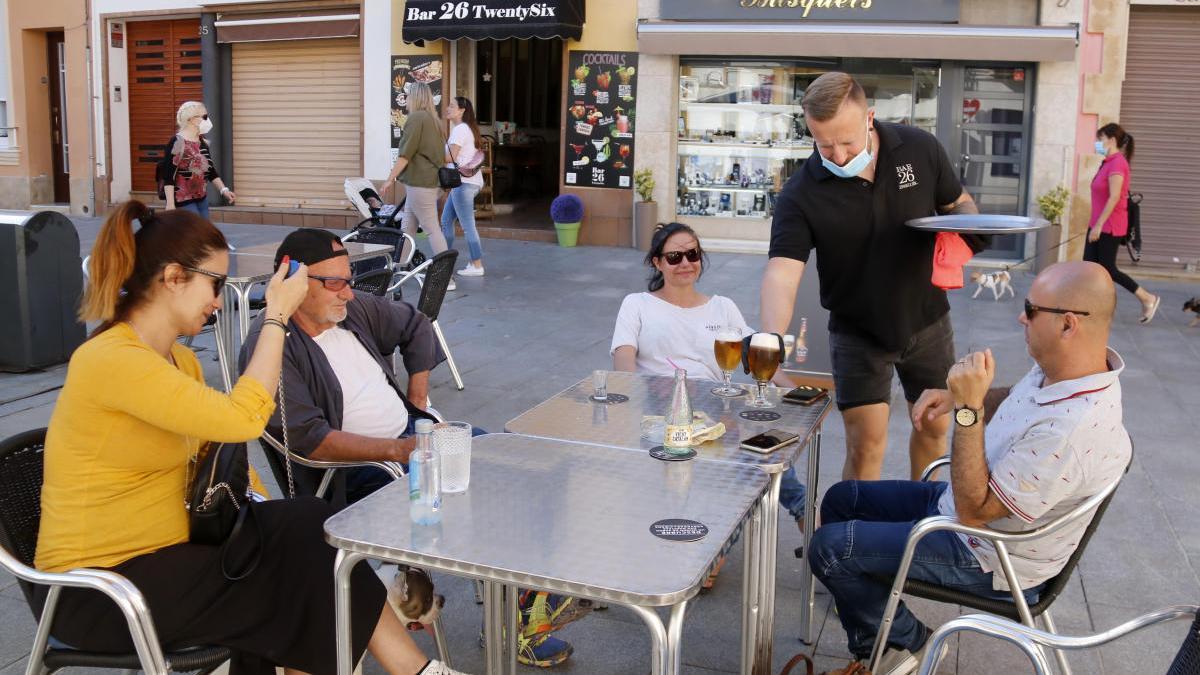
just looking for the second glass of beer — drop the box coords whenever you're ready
[745,332,784,408]
[712,327,745,397]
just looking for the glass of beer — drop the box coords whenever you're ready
[712,327,745,397]
[745,332,784,408]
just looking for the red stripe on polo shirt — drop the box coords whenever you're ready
[989,476,1036,523]
[1037,383,1112,406]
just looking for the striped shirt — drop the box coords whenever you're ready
[937,348,1131,591]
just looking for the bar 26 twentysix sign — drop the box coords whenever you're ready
[406,2,562,21]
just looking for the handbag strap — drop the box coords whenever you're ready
[220,505,263,581]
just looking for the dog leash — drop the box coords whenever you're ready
[1001,231,1087,272]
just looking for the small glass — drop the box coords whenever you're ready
[745,332,784,409]
[433,421,472,494]
[592,369,609,402]
[712,327,745,397]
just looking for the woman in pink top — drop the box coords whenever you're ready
[1085,122,1160,323]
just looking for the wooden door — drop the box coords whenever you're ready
[127,19,202,193]
[47,32,69,202]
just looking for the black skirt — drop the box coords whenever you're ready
[47,497,386,675]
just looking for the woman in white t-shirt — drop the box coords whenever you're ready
[611,223,753,381]
[441,96,487,277]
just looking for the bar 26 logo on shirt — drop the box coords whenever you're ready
[895,163,919,190]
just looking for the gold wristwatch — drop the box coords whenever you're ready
[954,405,982,427]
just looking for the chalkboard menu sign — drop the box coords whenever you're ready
[392,55,444,149]
[562,50,637,190]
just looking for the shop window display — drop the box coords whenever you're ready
[676,59,939,222]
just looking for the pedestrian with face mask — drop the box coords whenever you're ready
[157,101,234,219]
[760,72,985,504]
[1084,122,1160,323]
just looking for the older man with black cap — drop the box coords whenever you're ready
[239,227,445,503]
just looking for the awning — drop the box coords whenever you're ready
[215,13,360,43]
[402,0,585,43]
[638,22,1079,62]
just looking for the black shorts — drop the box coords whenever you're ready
[829,313,955,411]
[44,498,386,675]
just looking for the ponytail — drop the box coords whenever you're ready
[1121,133,1135,163]
[80,200,150,323]
[80,199,228,334]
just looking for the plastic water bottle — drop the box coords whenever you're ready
[409,419,442,525]
[663,368,694,456]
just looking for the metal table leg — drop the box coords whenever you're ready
[798,429,822,645]
[754,472,783,671]
[740,499,762,675]
[483,582,505,675]
[334,549,367,675]
[629,605,670,675]
[666,600,690,674]
[214,286,238,393]
[506,584,519,675]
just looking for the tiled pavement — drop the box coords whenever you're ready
[1,217,1197,673]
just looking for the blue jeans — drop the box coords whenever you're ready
[178,199,210,221]
[809,480,1042,660]
[779,466,806,521]
[345,418,488,504]
[440,183,483,263]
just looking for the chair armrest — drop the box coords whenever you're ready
[388,257,432,295]
[259,434,404,479]
[920,456,950,482]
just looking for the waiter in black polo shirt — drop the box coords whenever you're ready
[761,72,983,483]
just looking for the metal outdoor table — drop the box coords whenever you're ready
[213,241,392,390]
[325,433,768,675]
[504,371,833,671]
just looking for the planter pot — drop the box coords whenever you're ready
[634,201,658,251]
[1034,221,1063,273]
[554,221,581,247]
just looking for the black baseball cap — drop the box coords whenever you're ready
[274,228,349,268]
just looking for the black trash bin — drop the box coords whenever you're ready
[0,211,86,372]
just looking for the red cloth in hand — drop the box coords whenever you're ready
[931,232,975,290]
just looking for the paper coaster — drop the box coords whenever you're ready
[740,410,782,422]
[649,446,697,461]
[650,519,709,542]
[592,393,629,404]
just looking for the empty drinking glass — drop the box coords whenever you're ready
[592,369,609,402]
[433,421,473,493]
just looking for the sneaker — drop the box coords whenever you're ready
[910,635,950,673]
[418,659,466,675]
[517,633,573,668]
[457,264,484,277]
[519,591,593,637]
[446,278,457,291]
[1140,294,1161,324]
[875,646,919,675]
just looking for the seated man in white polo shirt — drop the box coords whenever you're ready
[809,261,1132,675]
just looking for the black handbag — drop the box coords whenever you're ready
[438,143,463,189]
[1123,192,1143,262]
[188,441,261,579]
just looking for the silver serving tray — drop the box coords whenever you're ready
[905,214,1049,234]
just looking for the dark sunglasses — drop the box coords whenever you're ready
[1024,298,1090,320]
[183,266,227,296]
[661,248,701,265]
[193,113,209,120]
[309,274,353,292]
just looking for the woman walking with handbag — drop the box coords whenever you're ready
[158,101,235,218]
[441,96,487,277]
[35,200,463,675]
[381,84,454,288]
[1085,122,1160,323]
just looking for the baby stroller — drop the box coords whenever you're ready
[343,178,426,273]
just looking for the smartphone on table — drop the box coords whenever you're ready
[782,385,827,406]
[740,429,801,454]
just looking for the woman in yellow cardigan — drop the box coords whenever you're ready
[35,200,461,675]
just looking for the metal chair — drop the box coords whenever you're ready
[917,605,1200,675]
[391,249,464,391]
[869,453,1131,675]
[0,428,230,674]
[342,226,414,278]
[351,268,395,297]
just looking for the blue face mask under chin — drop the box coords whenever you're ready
[820,125,874,178]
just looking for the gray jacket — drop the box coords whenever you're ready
[239,291,444,495]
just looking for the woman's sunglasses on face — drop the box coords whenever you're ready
[184,266,227,296]
[193,113,209,121]
[662,248,701,265]
[1024,298,1090,320]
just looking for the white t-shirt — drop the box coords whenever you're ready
[447,123,484,187]
[312,326,409,439]
[610,292,753,381]
[937,348,1131,591]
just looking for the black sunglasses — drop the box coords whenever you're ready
[183,266,227,296]
[1024,298,1091,320]
[309,274,353,292]
[193,113,209,120]
[661,248,701,265]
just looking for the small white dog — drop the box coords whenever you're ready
[970,270,1015,301]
